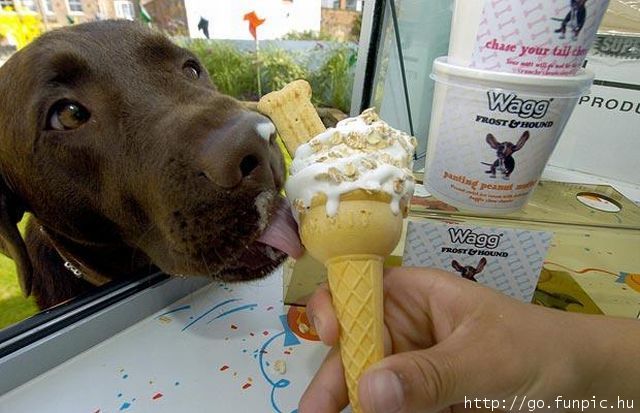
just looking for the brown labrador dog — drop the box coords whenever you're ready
[0,20,302,309]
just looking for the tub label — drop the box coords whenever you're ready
[425,84,578,212]
[471,0,610,75]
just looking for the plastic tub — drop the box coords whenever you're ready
[448,0,610,76]
[424,56,594,214]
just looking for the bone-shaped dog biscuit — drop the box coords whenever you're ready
[257,79,326,156]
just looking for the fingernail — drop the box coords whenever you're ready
[362,369,404,413]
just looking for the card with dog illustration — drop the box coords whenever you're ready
[403,220,553,302]
[469,0,609,75]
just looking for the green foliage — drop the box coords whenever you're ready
[0,219,38,330]
[309,45,357,113]
[350,13,362,41]
[187,39,257,101]
[258,47,309,95]
[280,30,336,41]
[183,40,356,111]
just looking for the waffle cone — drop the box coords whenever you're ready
[299,191,404,412]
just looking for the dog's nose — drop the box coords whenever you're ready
[199,111,277,188]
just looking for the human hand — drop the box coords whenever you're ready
[298,267,609,413]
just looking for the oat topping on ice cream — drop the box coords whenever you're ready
[286,109,417,219]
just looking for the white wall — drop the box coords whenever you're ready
[185,0,321,40]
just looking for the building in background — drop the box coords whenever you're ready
[141,0,363,41]
[141,0,187,36]
[141,0,321,40]
[0,0,139,33]
[321,0,363,41]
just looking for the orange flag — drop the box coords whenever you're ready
[243,11,265,40]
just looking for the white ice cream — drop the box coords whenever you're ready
[286,109,417,220]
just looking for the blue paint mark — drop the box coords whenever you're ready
[117,393,122,398]
[616,272,628,283]
[258,331,287,412]
[119,401,132,411]
[205,304,258,324]
[255,329,299,413]
[156,304,191,318]
[182,298,240,331]
[279,314,300,347]
[122,374,128,379]
[174,381,180,386]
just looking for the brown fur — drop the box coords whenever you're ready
[0,21,287,308]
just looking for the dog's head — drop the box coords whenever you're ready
[486,131,530,159]
[451,257,487,281]
[0,21,302,294]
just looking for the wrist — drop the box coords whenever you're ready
[560,312,640,404]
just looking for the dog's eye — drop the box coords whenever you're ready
[182,60,201,80]
[47,100,91,131]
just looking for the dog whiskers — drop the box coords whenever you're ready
[1,170,18,193]
[200,252,213,278]
[129,222,158,269]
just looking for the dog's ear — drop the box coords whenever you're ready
[476,257,487,273]
[451,260,463,273]
[0,177,33,296]
[513,131,530,152]
[486,134,499,149]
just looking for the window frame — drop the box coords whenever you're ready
[0,273,209,394]
[114,0,135,20]
[0,0,381,395]
[43,0,53,14]
[0,0,16,11]
[66,0,83,15]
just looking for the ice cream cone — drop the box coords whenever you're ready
[299,190,406,413]
[258,80,417,411]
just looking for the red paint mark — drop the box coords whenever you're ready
[220,365,229,371]
[93,410,101,413]
[152,392,163,400]
[249,332,255,336]
[262,330,269,336]
[284,350,291,355]
[230,324,238,330]
[266,306,274,311]
[242,383,252,390]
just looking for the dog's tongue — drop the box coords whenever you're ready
[257,199,304,259]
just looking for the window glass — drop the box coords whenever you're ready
[0,0,15,10]
[67,0,82,13]
[114,0,134,20]
[0,0,362,337]
[21,0,36,11]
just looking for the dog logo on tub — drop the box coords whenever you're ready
[554,0,588,41]
[482,131,530,180]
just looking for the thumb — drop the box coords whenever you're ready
[357,347,466,413]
